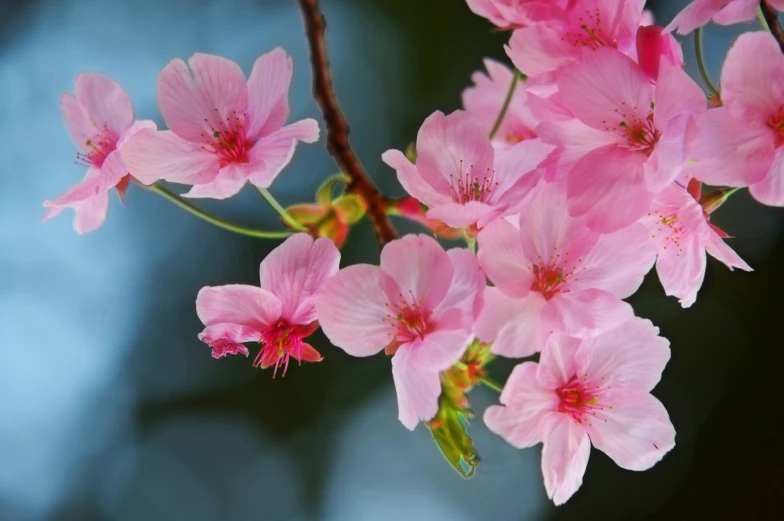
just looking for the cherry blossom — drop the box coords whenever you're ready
[382,110,553,231]
[43,73,155,233]
[316,234,484,429]
[484,317,676,505]
[122,48,319,199]
[475,182,655,357]
[689,32,784,206]
[667,0,784,35]
[465,0,569,29]
[196,233,339,376]
[538,47,705,232]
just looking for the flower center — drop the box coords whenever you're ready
[529,250,584,301]
[647,209,687,256]
[619,112,660,156]
[556,376,599,424]
[563,8,615,50]
[449,160,497,204]
[384,293,434,344]
[200,110,254,167]
[767,106,784,147]
[76,125,118,168]
[255,320,313,377]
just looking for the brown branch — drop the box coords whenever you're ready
[761,1,784,53]
[297,0,398,247]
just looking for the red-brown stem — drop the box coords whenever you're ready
[297,0,398,247]
[761,1,784,53]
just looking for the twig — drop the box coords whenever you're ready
[297,0,398,247]
[694,28,719,97]
[489,69,522,141]
[760,1,784,53]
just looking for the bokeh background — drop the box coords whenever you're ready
[2,0,782,519]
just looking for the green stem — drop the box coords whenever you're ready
[694,27,719,97]
[758,5,772,32]
[489,70,523,141]
[146,183,292,239]
[479,376,503,393]
[257,188,309,232]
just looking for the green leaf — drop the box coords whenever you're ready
[427,393,479,478]
[315,173,350,208]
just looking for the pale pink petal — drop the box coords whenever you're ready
[316,265,395,357]
[750,148,784,206]
[573,223,656,298]
[644,114,694,193]
[476,289,548,358]
[477,217,533,298]
[499,362,559,410]
[536,334,580,389]
[425,200,499,229]
[507,25,574,78]
[198,323,258,358]
[44,157,123,212]
[689,108,775,187]
[379,234,453,312]
[182,163,249,199]
[259,233,341,324]
[721,32,784,122]
[703,232,752,271]
[665,0,724,34]
[382,150,451,208]
[465,0,506,26]
[655,232,706,308]
[121,129,219,185]
[196,284,282,330]
[74,73,134,138]
[491,138,554,205]
[535,119,617,179]
[567,145,652,233]
[158,54,248,143]
[245,119,319,189]
[391,346,442,430]
[542,289,634,337]
[713,0,760,25]
[587,388,675,471]
[415,110,494,196]
[61,93,99,150]
[439,248,485,321]
[245,48,292,139]
[403,329,473,373]
[653,60,706,125]
[71,191,110,234]
[541,413,591,506]
[556,47,652,132]
[574,317,670,392]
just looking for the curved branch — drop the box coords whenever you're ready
[761,1,784,53]
[297,0,398,247]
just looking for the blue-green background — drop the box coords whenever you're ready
[1,0,781,519]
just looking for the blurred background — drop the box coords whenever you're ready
[1,0,782,519]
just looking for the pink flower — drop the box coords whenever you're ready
[475,182,655,357]
[666,0,784,35]
[484,317,676,505]
[43,73,156,233]
[316,234,484,429]
[465,0,569,29]
[538,47,705,232]
[640,182,751,307]
[196,233,339,376]
[462,59,539,148]
[506,0,645,79]
[689,32,784,206]
[382,110,553,231]
[122,48,319,199]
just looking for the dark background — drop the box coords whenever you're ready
[1,0,782,519]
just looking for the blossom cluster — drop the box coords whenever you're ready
[44,0,782,506]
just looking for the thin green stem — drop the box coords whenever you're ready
[489,69,523,141]
[257,188,309,232]
[146,183,292,239]
[479,376,503,393]
[694,27,719,97]
[758,5,772,32]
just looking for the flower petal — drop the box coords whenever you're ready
[246,119,320,189]
[245,48,292,139]
[121,129,219,185]
[196,284,282,330]
[391,346,442,430]
[182,163,249,199]
[542,289,634,337]
[750,148,784,207]
[74,73,134,139]
[381,149,451,208]
[476,288,548,358]
[198,323,257,358]
[425,200,500,229]
[477,217,533,298]
[655,232,706,308]
[404,328,473,373]
[541,413,591,506]
[439,248,485,321]
[259,233,341,324]
[703,232,752,271]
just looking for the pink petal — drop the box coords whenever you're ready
[476,288,548,358]
[245,48,292,139]
[425,200,500,229]
[653,60,706,125]
[182,163,249,199]
[572,223,656,298]
[499,361,559,410]
[507,25,574,78]
[665,0,724,34]
[259,233,341,324]
[196,284,282,330]
[439,248,485,321]
[541,413,591,506]
[635,25,666,80]
[158,54,248,143]
[536,333,581,389]
[703,231,752,271]
[721,32,784,122]
[44,153,124,210]
[689,108,775,187]
[574,317,670,392]
[655,232,706,308]
[316,264,395,357]
[587,388,675,471]
[71,191,110,234]
[644,114,694,193]
[382,150,450,208]
[750,148,784,206]
[567,145,652,233]
[542,289,634,338]
[121,129,219,186]
[713,0,760,25]
[247,119,320,189]
[556,47,652,132]
[491,138,554,205]
[535,118,617,180]
[116,119,158,149]
[477,217,533,298]
[379,234,453,312]
[61,93,99,151]
[74,73,134,139]
[402,329,473,373]
[465,0,507,26]
[415,110,494,196]
[198,323,258,358]
[391,346,442,430]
